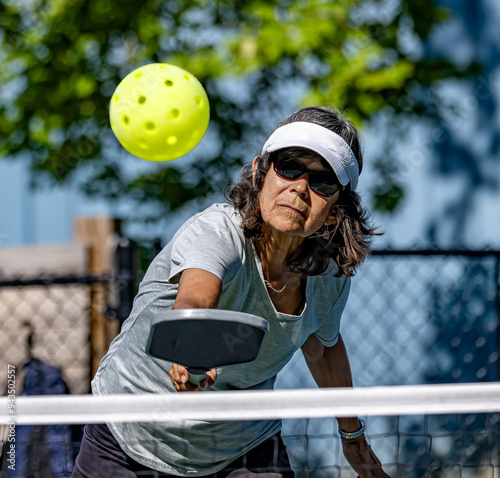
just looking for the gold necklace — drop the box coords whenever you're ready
[264,280,287,293]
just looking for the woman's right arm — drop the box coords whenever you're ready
[173,268,223,310]
[168,268,223,392]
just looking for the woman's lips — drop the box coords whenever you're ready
[279,204,305,217]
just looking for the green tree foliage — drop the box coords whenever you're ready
[0,0,479,219]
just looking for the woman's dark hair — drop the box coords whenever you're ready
[226,106,380,277]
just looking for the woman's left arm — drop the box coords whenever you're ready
[301,333,390,478]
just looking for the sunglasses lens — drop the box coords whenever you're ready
[273,155,340,197]
[307,171,339,197]
[310,183,339,197]
[274,157,304,179]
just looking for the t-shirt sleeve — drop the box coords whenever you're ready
[314,276,351,347]
[168,210,244,285]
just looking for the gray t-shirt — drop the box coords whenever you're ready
[92,203,350,476]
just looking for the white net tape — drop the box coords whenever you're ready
[2,382,500,425]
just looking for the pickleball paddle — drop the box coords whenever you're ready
[146,309,269,386]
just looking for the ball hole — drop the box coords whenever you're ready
[138,140,148,150]
[122,115,130,125]
[167,136,177,145]
[138,95,146,105]
[170,108,180,119]
[159,64,167,69]
[165,79,174,87]
[195,96,203,107]
[134,72,142,78]
[145,121,156,131]
[114,95,119,102]
[184,74,191,80]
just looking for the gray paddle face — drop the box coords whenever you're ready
[146,309,269,374]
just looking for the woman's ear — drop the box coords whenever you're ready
[324,209,336,226]
[252,155,260,171]
[252,155,260,184]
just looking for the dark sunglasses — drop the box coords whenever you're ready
[273,154,343,198]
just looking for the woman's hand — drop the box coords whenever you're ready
[342,435,391,478]
[169,363,217,392]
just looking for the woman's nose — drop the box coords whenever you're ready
[289,174,310,197]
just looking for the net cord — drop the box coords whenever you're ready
[2,382,499,425]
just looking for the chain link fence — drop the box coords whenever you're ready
[0,246,499,477]
[278,250,500,477]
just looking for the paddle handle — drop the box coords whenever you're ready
[189,372,207,387]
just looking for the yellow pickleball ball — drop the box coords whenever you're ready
[109,63,210,161]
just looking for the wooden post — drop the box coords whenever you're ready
[74,217,122,380]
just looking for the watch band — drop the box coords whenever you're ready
[338,418,365,440]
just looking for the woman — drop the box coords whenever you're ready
[73,106,390,477]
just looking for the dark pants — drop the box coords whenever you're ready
[72,424,294,478]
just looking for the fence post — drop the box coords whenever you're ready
[74,217,121,380]
[111,237,137,325]
[496,257,500,381]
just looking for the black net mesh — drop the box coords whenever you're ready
[1,249,499,477]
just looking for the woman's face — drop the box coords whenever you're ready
[256,151,341,239]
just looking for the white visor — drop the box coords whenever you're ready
[261,122,359,191]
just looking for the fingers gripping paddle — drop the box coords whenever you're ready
[146,309,269,386]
